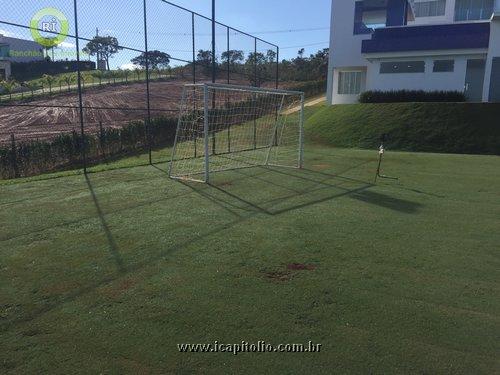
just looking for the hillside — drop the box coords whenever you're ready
[305,103,500,155]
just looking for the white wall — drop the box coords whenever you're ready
[482,1,500,100]
[366,55,473,92]
[328,0,373,104]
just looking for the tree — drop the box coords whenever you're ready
[83,36,122,71]
[245,52,268,86]
[0,80,18,100]
[22,81,40,98]
[221,50,244,65]
[196,50,216,76]
[134,68,143,81]
[266,49,277,63]
[92,70,106,86]
[61,75,75,92]
[43,74,57,94]
[131,50,171,70]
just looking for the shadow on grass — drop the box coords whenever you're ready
[182,166,422,216]
[1,181,251,332]
[175,166,375,216]
[85,174,126,273]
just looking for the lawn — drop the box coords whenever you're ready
[1,144,499,373]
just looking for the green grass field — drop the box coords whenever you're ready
[1,141,499,373]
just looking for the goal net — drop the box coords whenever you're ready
[169,83,305,183]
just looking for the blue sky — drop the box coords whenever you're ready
[0,0,331,69]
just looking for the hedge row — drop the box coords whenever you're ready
[359,90,466,103]
[0,116,178,179]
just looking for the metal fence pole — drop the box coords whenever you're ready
[10,134,18,178]
[143,0,152,164]
[276,46,279,89]
[73,0,87,173]
[192,13,196,84]
[254,38,257,87]
[211,0,216,84]
[227,27,230,84]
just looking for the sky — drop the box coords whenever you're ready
[0,0,331,69]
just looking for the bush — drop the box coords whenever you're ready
[0,116,178,179]
[359,90,466,103]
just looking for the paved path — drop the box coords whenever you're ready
[284,95,326,114]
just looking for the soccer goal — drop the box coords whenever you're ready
[169,83,305,183]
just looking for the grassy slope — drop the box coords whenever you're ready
[1,144,499,373]
[305,103,500,155]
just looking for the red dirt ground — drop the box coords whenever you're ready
[0,78,296,145]
[0,78,189,144]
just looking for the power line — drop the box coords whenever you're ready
[280,41,329,50]
[248,27,330,35]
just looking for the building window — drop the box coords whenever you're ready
[0,44,9,59]
[338,71,363,95]
[354,1,387,35]
[414,0,446,17]
[455,0,494,21]
[380,61,426,74]
[433,60,455,72]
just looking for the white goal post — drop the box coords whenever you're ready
[169,83,305,183]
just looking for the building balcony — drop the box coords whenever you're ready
[361,22,490,54]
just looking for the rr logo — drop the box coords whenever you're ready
[30,8,69,47]
[41,18,59,33]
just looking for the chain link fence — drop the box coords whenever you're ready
[0,0,280,179]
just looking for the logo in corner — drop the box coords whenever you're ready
[30,7,69,48]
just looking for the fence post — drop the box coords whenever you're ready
[227,27,230,84]
[10,134,19,179]
[73,0,87,173]
[143,0,152,164]
[254,38,258,87]
[211,0,216,84]
[192,12,196,84]
[276,46,279,89]
[99,121,104,160]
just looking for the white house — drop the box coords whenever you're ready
[327,0,500,104]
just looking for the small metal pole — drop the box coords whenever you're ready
[227,27,230,84]
[299,93,305,168]
[10,133,18,178]
[192,12,196,84]
[73,0,87,173]
[254,38,257,87]
[203,85,210,183]
[276,46,279,89]
[211,0,216,84]
[143,0,152,164]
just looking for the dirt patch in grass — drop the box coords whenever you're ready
[287,263,316,271]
